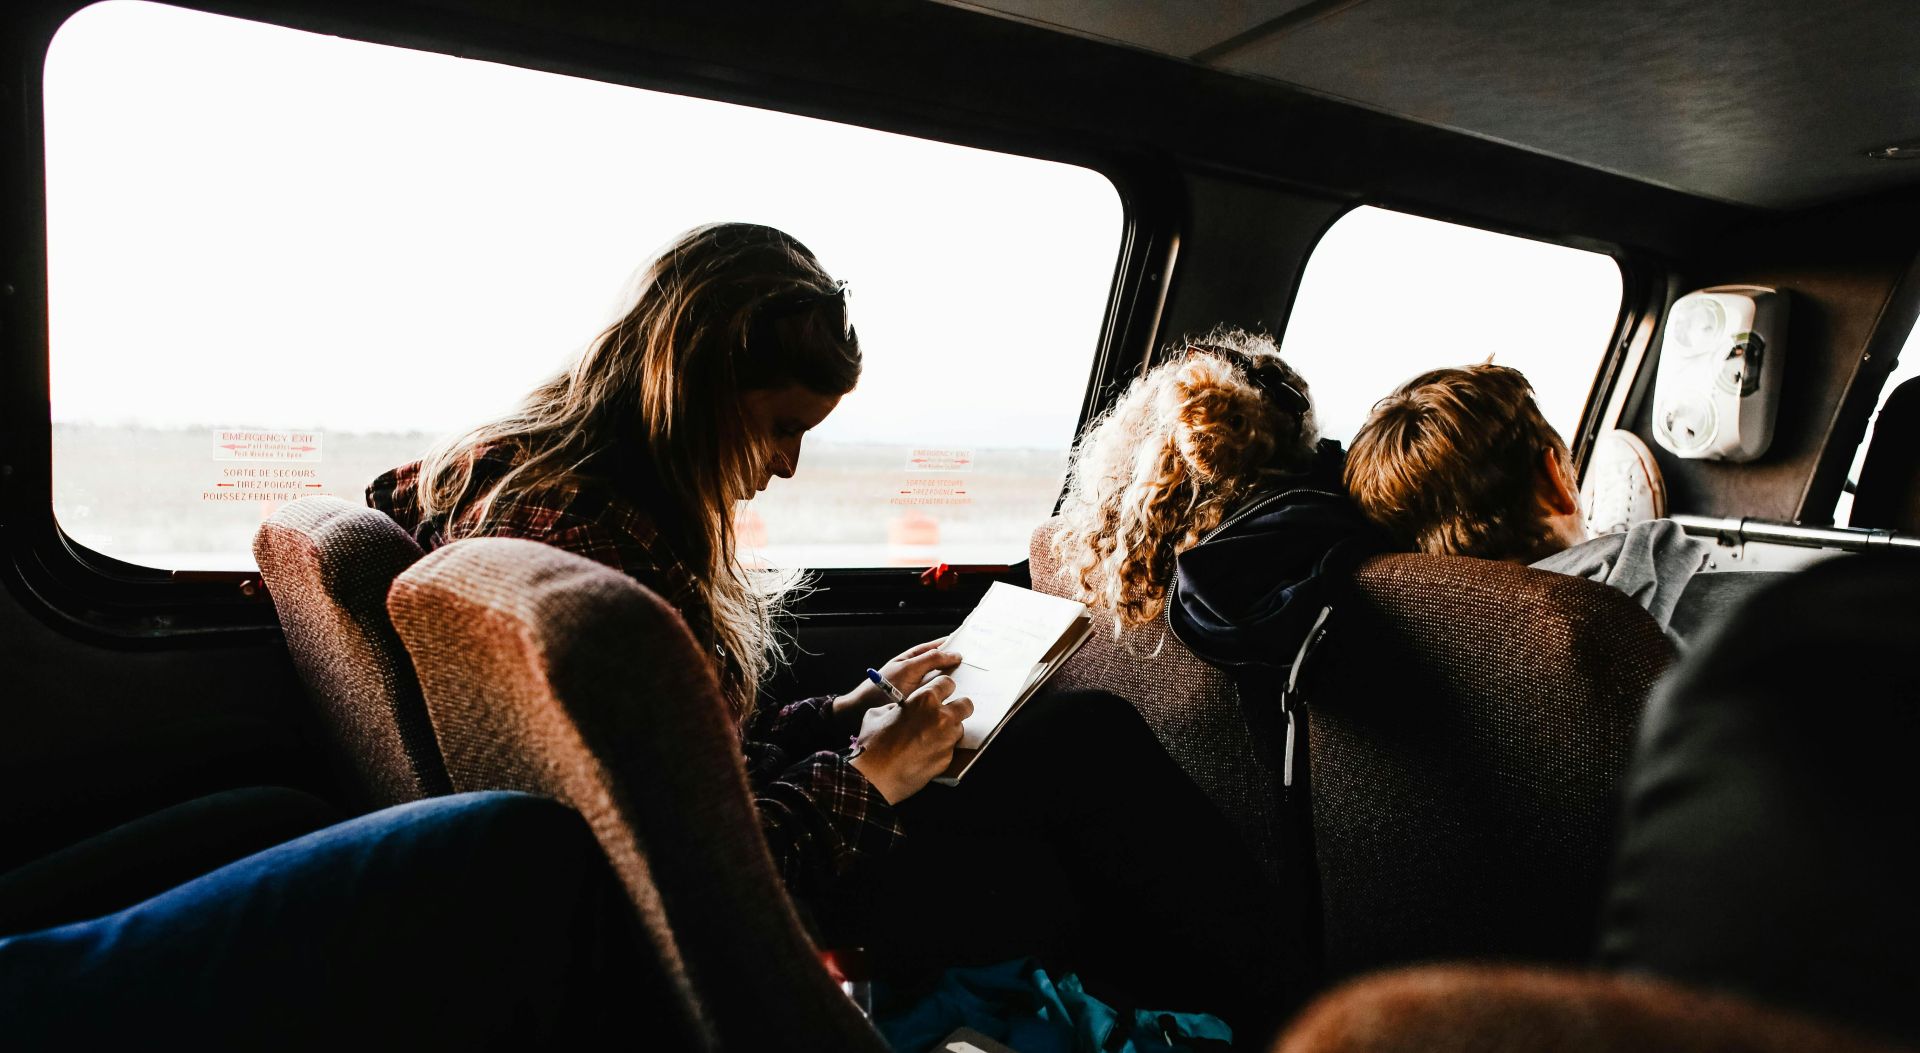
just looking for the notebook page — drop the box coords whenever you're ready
[942,582,1089,748]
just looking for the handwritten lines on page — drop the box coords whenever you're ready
[942,581,1089,749]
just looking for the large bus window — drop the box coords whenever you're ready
[45,1,1122,572]
[1833,324,1920,526]
[1280,207,1623,445]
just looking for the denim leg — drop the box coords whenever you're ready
[0,791,666,1051]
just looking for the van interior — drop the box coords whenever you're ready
[4,0,1918,1048]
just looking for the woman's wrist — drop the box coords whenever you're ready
[830,692,868,736]
[847,752,904,804]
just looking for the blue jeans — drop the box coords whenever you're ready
[1,791,665,1050]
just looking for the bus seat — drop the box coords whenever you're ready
[1666,570,1792,645]
[1304,553,1675,980]
[1268,964,1903,1053]
[254,496,451,808]
[1600,555,1920,1047]
[1848,376,1920,532]
[386,537,886,1053]
[1028,519,1289,887]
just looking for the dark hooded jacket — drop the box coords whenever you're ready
[1168,441,1388,675]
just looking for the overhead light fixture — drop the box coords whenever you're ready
[1866,142,1920,160]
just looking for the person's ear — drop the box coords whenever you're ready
[1538,447,1581,517]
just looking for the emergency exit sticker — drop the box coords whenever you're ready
[211,429,323,462]
[891,478,972,506]
[203,465,327,503]
[204,429,326,504]
[906,448,972,473]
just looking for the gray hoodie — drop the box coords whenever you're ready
[1530,518,1711,631]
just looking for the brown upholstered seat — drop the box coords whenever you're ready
[386,537,885,1053]
[1269,964,1906,1053]
[1028,518,1287,884]
[1304,553,1676,980]
[254,496,449,808]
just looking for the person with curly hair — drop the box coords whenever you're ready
[1052,326,1385,670]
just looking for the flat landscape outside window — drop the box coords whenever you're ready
[45,1,1123,571]
[1280,207,1624,446]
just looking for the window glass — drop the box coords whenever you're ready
[1833,325,1920,526]
[45,1,1123,571]
[1280,207,1624,445]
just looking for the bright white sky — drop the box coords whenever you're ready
[1282,207,1624,444]
[43,0,1121,449]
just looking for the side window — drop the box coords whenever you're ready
[1832,324,1920,526]
[1279,206,1624,445]
[45,1,1123,572]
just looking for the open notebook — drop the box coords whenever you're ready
[934,581,1095,785]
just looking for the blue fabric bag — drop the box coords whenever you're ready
[876,958,1233,1053]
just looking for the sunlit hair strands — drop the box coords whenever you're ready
[1052,327,1320,631]
[414,223,861,717]
[1344,363,1566,562]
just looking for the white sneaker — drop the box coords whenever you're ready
[1582,429,1667,536]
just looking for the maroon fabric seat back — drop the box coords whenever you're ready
[1029,519,1286,884]
[253,496,449,808]
[1305,553,1676,980]
[1270,964,1905,1053]
[387,537,885,1053]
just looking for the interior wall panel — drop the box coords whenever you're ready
[1627,197,1920,523]
[1158,172,1348,351]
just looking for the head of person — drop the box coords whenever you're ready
[1344,363,1586,563]
[1052,326,1320,630]
[419,222,860,712]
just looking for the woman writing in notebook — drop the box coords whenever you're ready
[369,222,1287,1035]
[370,223,969,900]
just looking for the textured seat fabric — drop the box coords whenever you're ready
[1600,556,1920,1048]
[1028,519,1287,885]
[254,496,449,808]
[1305,553,1676,980]
[386,537,886,1053]
[1269,964,1906,1053]
[1849,376,1920,532]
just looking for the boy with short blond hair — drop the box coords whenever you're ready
[1346,363,1707,628]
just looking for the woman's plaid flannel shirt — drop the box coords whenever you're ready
[367,450,903,906]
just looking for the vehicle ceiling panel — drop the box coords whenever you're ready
[941,0,1320,58]
[941,0,1920,210]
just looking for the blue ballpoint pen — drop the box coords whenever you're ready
[864,667,909,705]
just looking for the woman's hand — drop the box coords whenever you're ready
[848,675,975,804]
[831,638,962,731]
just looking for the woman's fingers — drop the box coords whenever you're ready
[893,637,948,662]
[910,674,956,706]
[896,647,963,687]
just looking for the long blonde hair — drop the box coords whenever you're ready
[1052,327,1318,630]
[416,222,860,717]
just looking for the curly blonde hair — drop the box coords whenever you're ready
[1051,327,1319,630]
